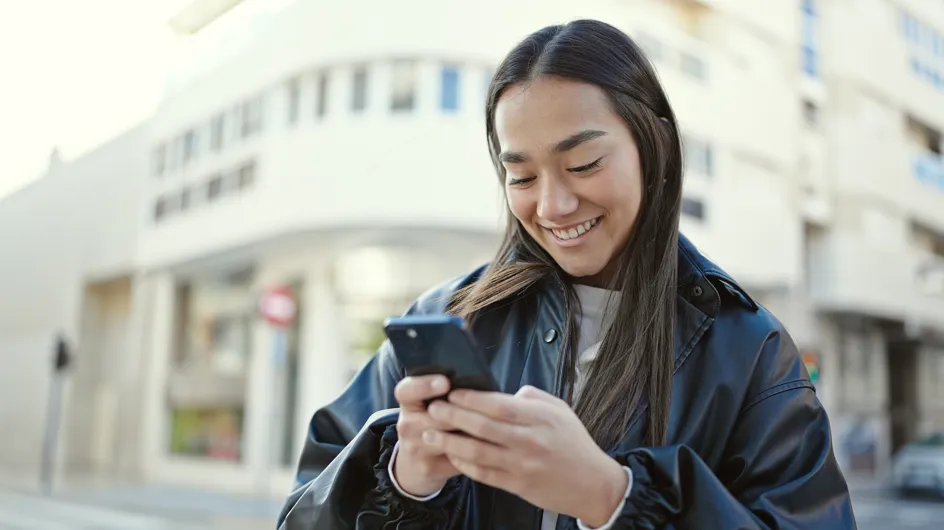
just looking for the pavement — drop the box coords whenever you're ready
[0,475,941,529]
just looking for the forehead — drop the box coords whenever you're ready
[494,77,621,151]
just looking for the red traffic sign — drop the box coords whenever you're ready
[259,287,297,327]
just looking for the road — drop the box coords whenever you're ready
[0,487,942,529]
[854,492,944,530]
[0,490,207,529]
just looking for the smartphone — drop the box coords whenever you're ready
[383,315,499,402]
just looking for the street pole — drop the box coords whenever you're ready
[40,334,71,495]
[257,286,296,498]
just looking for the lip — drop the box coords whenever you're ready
[542,216,603,247]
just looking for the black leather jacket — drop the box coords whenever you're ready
[278,234,856,529]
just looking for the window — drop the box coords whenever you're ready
[153,144,166,177]
[154,197,168,221]
[391,60,417,112]
[241,96,264,138]
[182,129,197,166]
[287,77,300,125]
[680,52,706,80]
[167,137,180,172]
[803,100,819,128]
[351,65,368,112]
[440,65,460,112]
[238,160,256,189]
[169,269,256,462]
[801,0,818,78]
[211,113,226,151]
[683,135,714,176]
[681,197,706,220]
[635,32,664,62]
[315,71,329,118]
[208,174,224,201]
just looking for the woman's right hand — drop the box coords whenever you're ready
[393,375,461,497]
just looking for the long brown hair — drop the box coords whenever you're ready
[450,20,683,449]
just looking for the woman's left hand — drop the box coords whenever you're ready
[423,385,628,527]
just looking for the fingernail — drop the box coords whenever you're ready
[431,377,447,392]
[422,431,440,444]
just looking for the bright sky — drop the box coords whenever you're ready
[0,0,190,198]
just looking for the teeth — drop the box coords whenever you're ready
[550,217,599,240]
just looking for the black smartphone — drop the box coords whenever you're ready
[383,315,499,403]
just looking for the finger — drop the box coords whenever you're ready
[426,401,525,447]
[397,410,453,442]
[447,389,548,425]
[447,455,517,492]
[514,385,564,405]
[395,375,451,410]
[423,430,513,470]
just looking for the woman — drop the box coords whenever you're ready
[279,19,856,529]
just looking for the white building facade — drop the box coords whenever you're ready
[2,0,942,497]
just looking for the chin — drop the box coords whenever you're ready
[556,259,607,279]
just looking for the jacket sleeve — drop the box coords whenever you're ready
[611,330,856,529]
[277,339,465,529]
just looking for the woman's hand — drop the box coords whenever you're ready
[392,375,462,497]
[423,385,628,527]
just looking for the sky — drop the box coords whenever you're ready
[0,0,191,198]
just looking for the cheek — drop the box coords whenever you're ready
[505,191,533,223]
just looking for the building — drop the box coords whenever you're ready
[799,0,944,480]
[1,0,941,497]
[0,129,145,481]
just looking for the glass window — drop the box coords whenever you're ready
[241,96,264,138]
[169,407,244,462]
[238,160,256,190]
[801,0,818,78]
[182,129,198,165]
[154,197,168,222]
[391,60,417,112]
[152,144,166,177]
[352,65,368,112]
[210,113,226,151]
[681,197,706,220]
[287,77,300,125]
[208,174,224,201]
[315,71,329,118]
[683,135,714,176]
[680,52,706,80]
[440,65,460,112]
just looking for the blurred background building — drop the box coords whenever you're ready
[0,0,942,501]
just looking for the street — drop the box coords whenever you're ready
[0,486,942,529]
[0,490,202,529]
[853,492,944,530]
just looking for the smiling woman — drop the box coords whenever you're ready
[279,19,855,530]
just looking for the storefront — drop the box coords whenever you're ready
[138,231,496,496]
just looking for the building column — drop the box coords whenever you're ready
[138,272,176,482]
[295,255,349,446]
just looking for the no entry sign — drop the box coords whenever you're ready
[259,287,297,328]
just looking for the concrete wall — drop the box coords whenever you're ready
[0,126,145,475]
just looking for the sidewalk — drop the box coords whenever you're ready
[0,473,282,529]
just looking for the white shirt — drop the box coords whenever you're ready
[389,284,633,529]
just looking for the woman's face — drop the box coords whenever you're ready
[495,76,643,283]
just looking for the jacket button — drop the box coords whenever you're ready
[543,329,558,343]
[692,285,704,298]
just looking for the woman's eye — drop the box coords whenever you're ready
[507,176,536,186]
[568,157,604,173]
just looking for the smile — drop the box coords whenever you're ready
[544,216,602,243]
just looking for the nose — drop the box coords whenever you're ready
[536,176,579,222]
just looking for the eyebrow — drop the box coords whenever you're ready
[498,129,608,164]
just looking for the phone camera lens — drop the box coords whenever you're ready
[406,328,417,339]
